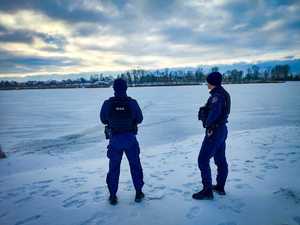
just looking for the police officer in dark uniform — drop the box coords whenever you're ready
[193,72,231,200]
[100,78,144,205]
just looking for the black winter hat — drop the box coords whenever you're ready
[206,72,222,86]
[113,78,127,93]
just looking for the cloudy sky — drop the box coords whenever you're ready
[0,0,299,77]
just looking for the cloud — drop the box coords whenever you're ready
[0,0,299,77]
[0,0,109,23]
[0,49,81,74]
[0,25,34,43]
[0,25,67,52]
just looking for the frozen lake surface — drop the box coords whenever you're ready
[1,82,300,157]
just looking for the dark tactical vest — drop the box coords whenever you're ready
[108,97,136,134]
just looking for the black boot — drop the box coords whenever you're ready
[135,191,145,203]
[109,195,118,205]
[192,189,214,200]
[212,185,226,195]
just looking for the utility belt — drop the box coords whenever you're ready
[104,125,138,139]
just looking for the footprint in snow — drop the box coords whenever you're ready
[79,212,109,225]
[187,172,196,178]
[287,151,297,156]
[276,158,286,162]
[29,184,51,196]
[161,169,175,176]
[78,170,99,175]
[234,183,253,190]
[0,188,24,201]
[14,196,33,205]
[274,152,285,156]
[293,216,300,225]
[33,179,54,185]
[62,191,89,208]
[242,168,252,174]
[186,206,200,219]
[169,188,183,194]
[63,199,87,208]
[93,188,105,202]
[0,212,8,218]
[263,163,279,170]
[61,177,87,184]
[231,178,242,182]
[149,173,159,178]
[254,155,267,160]
[181,163,193,169]
[61,177,87,188]
[183,191,194,202]
[255,175,265,180]
[42,190,64,198]
[218,198,245,214]
[14,215,41,225]
[230,163,238,169]
[147,186,166,200]
[147,192,165,200]
[273,188,300,204]
[149,173,164,181]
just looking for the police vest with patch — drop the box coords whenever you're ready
[199,86,231,128]
[107,97,137,134]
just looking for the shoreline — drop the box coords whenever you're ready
[0,80,287,91]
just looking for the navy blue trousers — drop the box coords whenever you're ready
[106,133,144,196]
[198,125,228,190]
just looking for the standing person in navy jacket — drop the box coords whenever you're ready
[193,72,231,200]
[100,78,144,205]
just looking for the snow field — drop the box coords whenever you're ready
[1,126,300,225]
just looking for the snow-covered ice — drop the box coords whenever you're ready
[0,82,300,225]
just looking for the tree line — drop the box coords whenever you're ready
[118,64,299,86]
[1,64,299,90]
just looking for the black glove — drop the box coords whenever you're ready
[104,126,111,140]
[198,106,208,128]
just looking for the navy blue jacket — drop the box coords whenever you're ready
[205,86,230,129]
[100,92,143,128]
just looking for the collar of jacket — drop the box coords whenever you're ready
[114,91,127,97]
[209,85,222,95]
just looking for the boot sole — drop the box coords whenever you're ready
[109,197,118,205]
[213,190,226,195]
[135,197,144,203]
[192,196,214,200]
[109,201,118,205]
